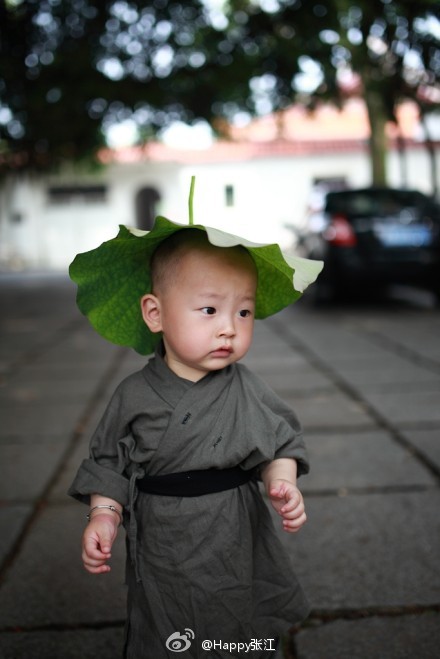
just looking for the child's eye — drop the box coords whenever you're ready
[201,307,216,315]
[239,309,252,318]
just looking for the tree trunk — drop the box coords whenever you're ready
[396,127,408,188]
[364,87,388,186]
[419,107,439,198]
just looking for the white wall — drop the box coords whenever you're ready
[387,144,438,195]
[0,142,437,270]
[164,151,372,248]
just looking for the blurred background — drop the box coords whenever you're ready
[1,2,440,659]
[0,0,439,271]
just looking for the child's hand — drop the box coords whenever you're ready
[82,513,119,574]
[268,479,307,533]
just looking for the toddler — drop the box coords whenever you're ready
[69,213,322,658]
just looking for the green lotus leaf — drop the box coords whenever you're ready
[70,182,323,355]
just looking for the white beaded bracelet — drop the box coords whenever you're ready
[86,504,123,526]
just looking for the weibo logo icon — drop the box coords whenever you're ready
[165,628,195,652]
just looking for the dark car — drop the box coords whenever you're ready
[296,186,440,302]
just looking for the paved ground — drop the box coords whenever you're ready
[0,273,439,659]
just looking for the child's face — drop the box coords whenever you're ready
[143,244,257,382]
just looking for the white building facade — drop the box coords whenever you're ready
[0,101,438,271]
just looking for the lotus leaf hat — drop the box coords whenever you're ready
[70,177,324,355]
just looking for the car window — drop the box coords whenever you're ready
[325,190,439,219]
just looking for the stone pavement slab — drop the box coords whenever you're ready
[244,361,333,396]
[400,428,440,472]
[275,312,398,363]
[281,390,374,431]
[1,275,440,659]
[0,504,126,628]
[48,435,92,505]
[325,354,440,389]
[0,505,33,566]
[356,314,440,361]
[277,304,440,367]
[276,490,440,610]
[0,373,101,403]
[301,430,436,493]
[0,402,84,435]
[39,341,121,369]
[294,611,440,659]
[361,389,440,425]
[0,627,124,659]
[0,435,68,501]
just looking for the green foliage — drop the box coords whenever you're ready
[70,180,323,354]
[1,0,438,177]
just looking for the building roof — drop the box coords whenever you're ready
[99,99,428,166]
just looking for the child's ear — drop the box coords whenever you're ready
[141,294,163,333]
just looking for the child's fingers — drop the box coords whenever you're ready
[280,491,303,514]
[269,485,285,500]
[83,560,112,574]
[283,511,307,533]
[270,481,296,502]
[82,540,112,574]
[82,535,113,573]
[282,504,306,521]
[83,533,112,558]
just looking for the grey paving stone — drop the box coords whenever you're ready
[273,321,395,364]
[1,374,103,403]
[0,504,127,627]
[2,276,440,656]
[49,435,92,504]
[0,338,43,363]
[308,340,395,364]
[333,356,440,390]
[40,342,121,367]
[281,391,374,431]
[294,612,440,659]
[250,365,333,395]
[59,326,122,352]
[243,351,309,371]
[276,306,440,368]
[245,323,309,365]
[362,389,440,425]
[0,402,84,436]
[7,361,113,381]
[115,354,148,376]
[0,436,69,502]
[274,491,440,610]
[0,504,33,566]
[301,430,436,493]
[0,627,125,659]
[361,316,440,357]
[400,428,440,472]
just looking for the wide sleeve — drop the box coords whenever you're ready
[236,365,310,477]
[68,380,133,507]
[259,385,309,477]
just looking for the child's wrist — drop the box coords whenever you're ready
[86,504,123,526]
[269,477,296,487]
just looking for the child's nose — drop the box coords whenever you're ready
[219,316,236,337]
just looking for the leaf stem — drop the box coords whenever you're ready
[189,175,195,225]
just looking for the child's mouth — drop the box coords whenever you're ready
[211,346,233,357]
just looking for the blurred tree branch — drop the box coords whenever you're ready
[0,0,439,186]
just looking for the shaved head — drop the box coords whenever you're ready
[150,229,256,295]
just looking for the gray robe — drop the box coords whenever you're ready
[69,344,310,658]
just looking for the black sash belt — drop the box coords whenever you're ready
[137,466,254,497]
